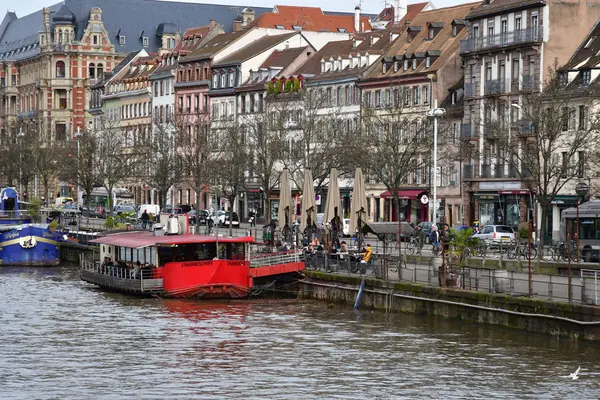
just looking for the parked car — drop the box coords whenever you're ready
[217,211,239,227]
[161,205,184,214]
[176,204,192,213]
[417,222,435,243]
[472,225,515,243]
[189,210,214,227]
[80,204,107,218]
[113,204,137,215]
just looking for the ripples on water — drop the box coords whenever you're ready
[1,266,599,399]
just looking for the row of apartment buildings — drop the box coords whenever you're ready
[2,0,600,240]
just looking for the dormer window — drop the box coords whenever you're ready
[426,57,431,68]
[212,75,218,88]
[412,59,417,70]
[383,63,387,74]
[93,35,98,45]
[403,60,409,71]
[229,72,235,87]
[142,37,149,46]
[221,73,226,88]
[119,35,126,45]
[451,19,466,37]
[451,91,457,105]
[407,26,422,43]
[338,28,348,33]
[427,23,444,40]
[394,61,399,72]
[292,25,302,31]
[582,70,591,85]
[275,25,285,29]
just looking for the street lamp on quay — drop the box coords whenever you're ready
[17,129,25,201]
[426,100,446,224]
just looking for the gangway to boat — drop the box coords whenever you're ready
[249,250,305,278]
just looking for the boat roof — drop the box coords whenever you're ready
[90,231,255,248]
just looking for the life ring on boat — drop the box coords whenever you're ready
[19,236,37,249]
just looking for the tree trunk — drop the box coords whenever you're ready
[539,201,550,258]
[265,188,271,221]
[228,195,235,237]
[395,195,402,250]
[196,194,202,234]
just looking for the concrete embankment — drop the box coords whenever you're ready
[299,270,600,340]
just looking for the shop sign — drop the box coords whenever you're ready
[498,190,529,195]
[480,181,521,190]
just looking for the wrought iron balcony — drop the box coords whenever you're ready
[460,26,543,55]
[485,79,505,95]
[495,163,505,178]
[463,164,475,180]
[464,82,476,98]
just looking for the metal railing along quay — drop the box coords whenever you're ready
[305,251,599,305]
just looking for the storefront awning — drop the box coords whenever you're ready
[380,189,424,199]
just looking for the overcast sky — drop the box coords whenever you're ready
[5,0,465,20]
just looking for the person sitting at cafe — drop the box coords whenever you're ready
[361,244,373,263]
[339,241,348,253]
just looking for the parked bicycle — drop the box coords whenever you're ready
[507,239,537,260]
[406,237,424,255]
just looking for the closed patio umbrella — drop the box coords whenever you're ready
[323,168,341,227]
[349,167,368,236]
[278,168,292,230]
[300,169,316,233]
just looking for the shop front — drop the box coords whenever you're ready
[380,189,428,223]
[548,195,580,242]
[474,190,531,230]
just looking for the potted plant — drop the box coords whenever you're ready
[446,227,479,288]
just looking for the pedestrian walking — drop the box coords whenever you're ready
[141,210,150,230]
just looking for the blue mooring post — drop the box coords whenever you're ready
[354,278,365,310]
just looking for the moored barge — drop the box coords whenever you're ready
[80,230,305,298]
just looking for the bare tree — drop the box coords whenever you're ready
[179,110,219,232]
[95,120,139,216]
[266,88,350,197]
[245,103,289,220]
[214,122,250,236]
[60,128,102,225]
[357,95,436,244]
[144,114,181,209]
[487,67,600,251]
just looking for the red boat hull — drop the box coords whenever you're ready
[162,260,252,298]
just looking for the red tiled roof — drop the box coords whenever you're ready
[249,5,372,33]
[386,2,430,31]
[260,46,307,68]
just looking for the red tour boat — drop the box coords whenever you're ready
[80,230,305,299]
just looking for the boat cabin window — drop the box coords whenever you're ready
[117,246,158,266]
[157,243,246,262]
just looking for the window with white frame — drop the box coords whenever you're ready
[221,73,226,88]
[228,72,235,87]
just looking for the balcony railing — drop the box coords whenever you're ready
[481,164,491,178]
[461,123,473,139]
[460,26,543,54]
[485,79,505,95]
[463,164,475,179]
[494,163,505,178]
[464,82,476,98]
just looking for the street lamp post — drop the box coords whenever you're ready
[17,129,25,201]
[426,100,446,224]
[74,126,82,205]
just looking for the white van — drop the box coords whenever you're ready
[138,204,160,219]
[55,197,74,207]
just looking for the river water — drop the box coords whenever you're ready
[1,265,599,399]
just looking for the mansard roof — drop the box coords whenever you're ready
[0,0,271,57]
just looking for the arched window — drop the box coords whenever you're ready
[89,62,96,78]
[96,63,103,78]
[56,60,66,78]
[58,29,63,43]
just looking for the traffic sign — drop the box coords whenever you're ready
[420,194,429,204]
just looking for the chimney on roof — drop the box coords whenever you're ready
[354,6,361,33]
[394,0,407,24]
